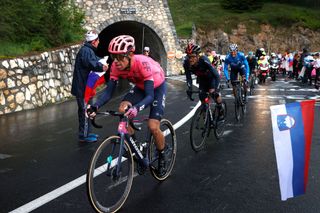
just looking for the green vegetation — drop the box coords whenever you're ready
[0,0,85,58]
[168,0,320,38]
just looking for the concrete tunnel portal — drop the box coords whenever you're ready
[96,21,168,73]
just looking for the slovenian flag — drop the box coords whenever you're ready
[270,100,315,201]
[84,71,105,104]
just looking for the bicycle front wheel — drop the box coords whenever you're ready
[150,119,177,181]
[190,106,210,152]
[87,136,134,213]
[240,87,247,114]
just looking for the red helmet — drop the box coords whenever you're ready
[108,35,135,54]
[185,43,201,55]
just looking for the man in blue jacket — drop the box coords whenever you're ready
[223,43,249,101]
[71,30,109,143]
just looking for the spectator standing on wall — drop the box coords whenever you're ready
[71,30,109,143]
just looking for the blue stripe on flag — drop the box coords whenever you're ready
[286,102,305,196]
[87,72,101,88]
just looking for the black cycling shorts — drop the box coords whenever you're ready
[122,81,166,121]
[230,67,246,82]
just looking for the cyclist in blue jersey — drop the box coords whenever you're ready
[223,43,249,100]
[183,42,224,118]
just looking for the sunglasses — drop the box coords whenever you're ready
[188,54,198,58]
[110,54,128,61]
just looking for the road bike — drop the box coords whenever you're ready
[188,91,227,152]
[86,111,177,213]
[231,80,247,121]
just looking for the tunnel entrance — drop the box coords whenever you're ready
[97,21,167,72]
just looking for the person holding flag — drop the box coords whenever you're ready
[84,56,110,104]
[71,30,109,143]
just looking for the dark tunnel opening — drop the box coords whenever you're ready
[96,21,167,73]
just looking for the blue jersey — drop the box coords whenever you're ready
[223,51,249,81]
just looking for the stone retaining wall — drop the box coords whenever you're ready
[0,45,81,115]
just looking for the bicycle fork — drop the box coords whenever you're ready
[109,121,132,178]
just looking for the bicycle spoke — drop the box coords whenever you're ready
[150,119,177,181]
[190,107,209,151]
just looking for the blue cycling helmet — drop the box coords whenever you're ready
[229,43,238,52]
[248,51,253,56]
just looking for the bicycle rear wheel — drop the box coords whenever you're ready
[249,78,254,96]
[149,119,177,181]
[87,136,134,213]
[214,101,227,139]
[190,106,210,152]
[235,97,241,121]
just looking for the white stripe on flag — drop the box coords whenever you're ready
[270,104,293,201]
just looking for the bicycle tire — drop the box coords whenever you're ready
[149,119,177,181]
[190,106,210,152]
[242,101,247,114]
[87,136,134,213]
[235,88,241,121]
[214,101,227,139]
[240,87,247,115]
[249,78,254,96]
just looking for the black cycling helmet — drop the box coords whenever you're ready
[229,43,238,52]
[185,43,201,55]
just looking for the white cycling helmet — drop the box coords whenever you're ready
[229,43,238,52]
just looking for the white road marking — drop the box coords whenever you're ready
[0,153,12,159]
[279,99,286,104]
[223,130,233,136]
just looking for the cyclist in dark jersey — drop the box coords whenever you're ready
[183,42,224,118]
[246,51,257,76]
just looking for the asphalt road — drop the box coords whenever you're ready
[1,76,320,213]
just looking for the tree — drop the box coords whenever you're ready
[0,0,84,51]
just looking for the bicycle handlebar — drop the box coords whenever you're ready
[90,110,141,131]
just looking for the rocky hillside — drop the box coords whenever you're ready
[190,24,320,54]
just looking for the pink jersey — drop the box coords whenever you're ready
[110,55,165,89]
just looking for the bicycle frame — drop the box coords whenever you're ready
[191,91,217,128]
[92,112,150,177]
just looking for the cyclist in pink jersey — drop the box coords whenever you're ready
[87,35,168,176]
[109,54,165,89]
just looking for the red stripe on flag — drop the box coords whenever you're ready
[300,100,315,191]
